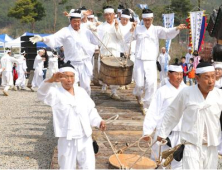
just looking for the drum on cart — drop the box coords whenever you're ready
[99,57,134,85]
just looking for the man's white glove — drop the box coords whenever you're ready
[29,35,43,44]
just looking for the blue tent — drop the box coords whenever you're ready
[22,32,51,48]
[0,34,13,43]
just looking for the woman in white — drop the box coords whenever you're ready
[15,51,27,90]
[48,51,58,78]
[30,49,45,91]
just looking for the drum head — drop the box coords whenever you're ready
[101,57,134,67]
[109,154,157,169]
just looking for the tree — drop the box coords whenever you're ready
[167,0,193,25]
[52,0,68,32]
[8,0,45,32]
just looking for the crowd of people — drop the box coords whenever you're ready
[0,4,222,169]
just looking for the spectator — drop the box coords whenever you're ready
[180,56,188,84]
[58,46,64,68]
[192,50,201,70]
[185,58,195,85]
[41,48,48,79]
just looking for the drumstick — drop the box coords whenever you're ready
[91,31,115,57]
[129,139,158,169]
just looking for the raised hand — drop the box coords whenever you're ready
[115,19,119,30]
[130,22,137,32]
[29,35,43,44]
[176,24,187,30]
[46,72,65,83]
[100,120,106,131]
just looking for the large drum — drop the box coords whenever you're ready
[99,57,134,85]
[109,154,157,169]
[92,50,100,86]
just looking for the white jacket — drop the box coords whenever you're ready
[125,24,179,61]
[37,82,102,140]
[158,85,222,147]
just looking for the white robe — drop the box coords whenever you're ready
[1,54,19,88]
[37,81,102,169]
[48,57,58,78]
[215,77,222,89]
[125,25,179,108]
[15,56,27,88]
[32,54,44,88]
[119,22,132,54]
[158,85,222,169]
[43,25,97,95]
[143,79,186,169]
[185,53,192,64]
[96,21,123,93]
[158,52,171,81]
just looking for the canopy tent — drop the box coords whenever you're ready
[4,32,52,49]
[0,34,13,43]
[0,34,14,52]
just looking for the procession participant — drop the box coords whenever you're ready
[158,47,171,82]
[30,9,97,95]
[15,51,27,90]
[185,47,192,64]
[30,49,45,92]
[214,63,222,89]
[37,61,105,169]
[87,12,95,23]
[157,62,222,169]
[119,8,132,57]
[143,65,186,169]
[214,63,222,157]
[92,6,123,99]
[126,8,186,114]
[1,50,21,96]
[117,4,125,22]
[48,50,58,78]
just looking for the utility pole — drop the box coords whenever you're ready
[198,0,201,11]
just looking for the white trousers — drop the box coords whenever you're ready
[151,131,182,169]
[1,71,14,91]
[15,71,26,88]
[183,144,218,169]
[218,131,222,155]
[159,63,168,82]
[72,59,92,96]
[133,59,157,109]
[32,69,43,88]
[58,137,95,169]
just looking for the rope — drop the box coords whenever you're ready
[91,31,123,65]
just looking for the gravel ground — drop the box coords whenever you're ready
[0,86,57,169]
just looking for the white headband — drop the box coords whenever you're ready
[196,66,215,74]
[21,51,26,54]
[117,9,123,13]
[38,49,44,53]
[104,8,114,13]
[68,13,81,18]
[168,65,183,72]
[87,15,94,18]
[121,14,130,19]
[6,50,11,53]
[214,64,222,69]
[59,67,76,74]
[142,13,154,18]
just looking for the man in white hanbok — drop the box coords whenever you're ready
[157,62,222,169]
[48,52,58,78]
[158,47,171,82]
[214,63,222,156]
[143,65,186,169]
[1,50,21,96]
[15,51,27,90]
[30,49,45,91]
[125,8,186,114]
[93,6,123,99]
[185,47,192,64]
[30,9,97,95]
[37,61,105,169]
[215,63,222,89]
